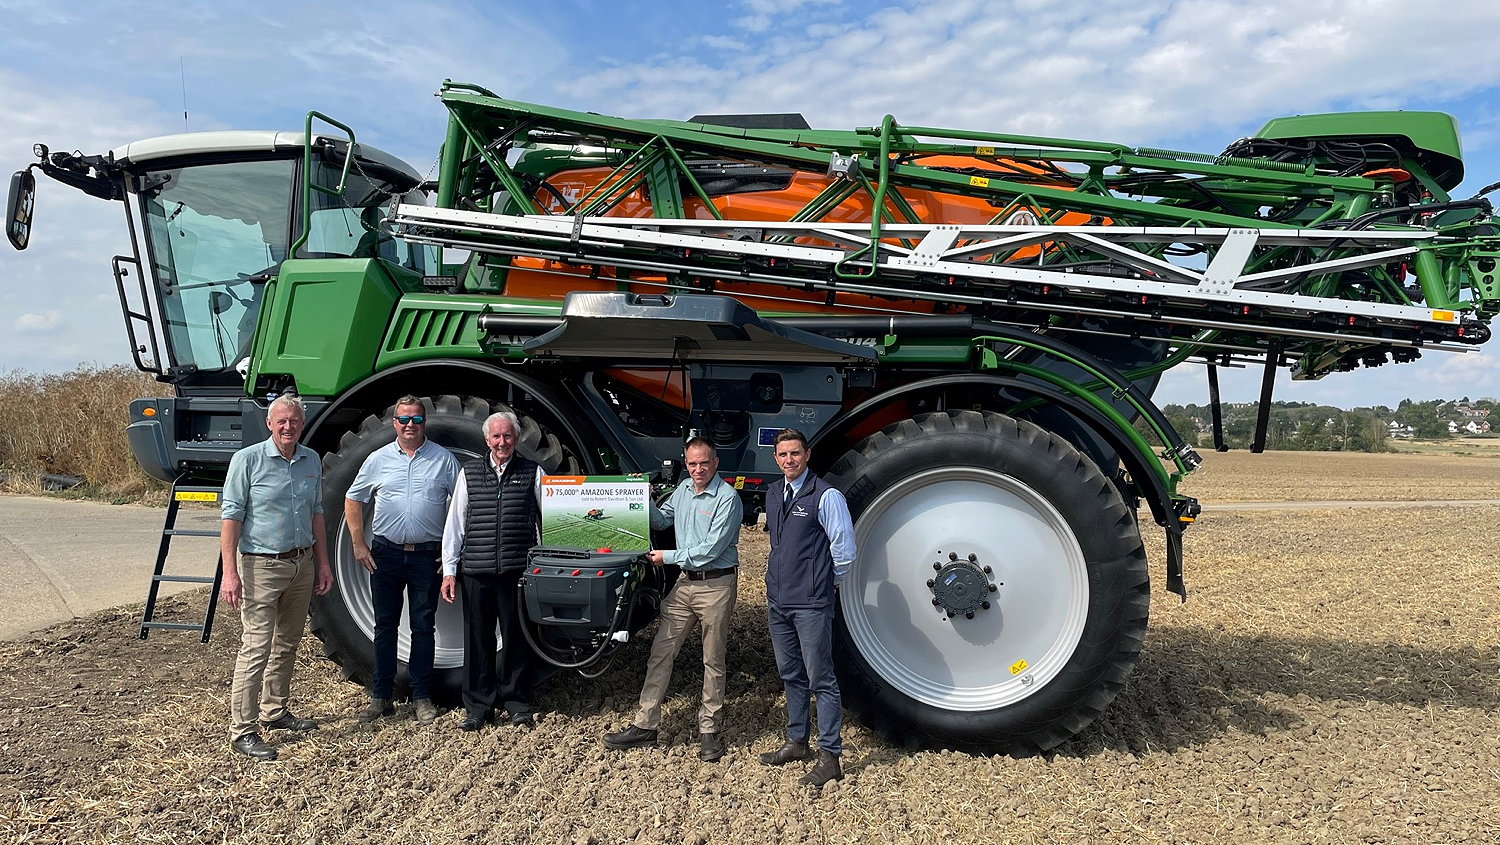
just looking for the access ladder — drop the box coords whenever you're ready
[138,481,224,642]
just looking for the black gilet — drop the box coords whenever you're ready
[459,455,540,575]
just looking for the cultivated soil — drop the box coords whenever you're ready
[1,452,1497,844]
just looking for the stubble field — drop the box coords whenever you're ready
[0,450,1497,844]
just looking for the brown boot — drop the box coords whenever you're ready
[758,740,811,766]
[800,750,843,787]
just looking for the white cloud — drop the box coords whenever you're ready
[13,310,63,332]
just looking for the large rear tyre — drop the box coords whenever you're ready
[826,410,1148,754]
[312,395,580,705]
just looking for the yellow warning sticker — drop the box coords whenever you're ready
[734,476,746,490]
[975,146,995,156]
[969,175,990,188]
[1009,659,1029,676]
[174,491,219,502]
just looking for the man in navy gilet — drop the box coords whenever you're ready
[440,411,544,730]
[759,428,856,787]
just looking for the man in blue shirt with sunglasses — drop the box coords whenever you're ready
[345,396,461,725]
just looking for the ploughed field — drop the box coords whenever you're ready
[1,450,1497,844]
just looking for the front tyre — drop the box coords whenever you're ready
[313,395,579,705]
[827,410,1148,754]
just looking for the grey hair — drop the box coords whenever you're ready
[268,394,305,419]
[483,410,520,435]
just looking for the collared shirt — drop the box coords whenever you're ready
[346,439,461,544]
[785,469,856,583]
[221,438,323,555]
[650,474,742,571]
[440,456,545,577]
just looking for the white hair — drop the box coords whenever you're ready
[483,409,519,435]
[267,394,305,419]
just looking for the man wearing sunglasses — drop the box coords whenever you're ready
[345,396,462,725]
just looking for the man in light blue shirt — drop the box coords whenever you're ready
[604,437,742,762]
[345,396,461,725]
[219,395,333,762]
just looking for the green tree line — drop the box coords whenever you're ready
[1139,397,1497,452]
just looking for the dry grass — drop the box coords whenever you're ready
[1177,449,1500,503]
[0,365,170,499]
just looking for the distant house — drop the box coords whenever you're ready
[1388,421,1415,439]
[1456,405,1490,419]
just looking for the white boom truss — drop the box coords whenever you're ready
[393,205,1482,356]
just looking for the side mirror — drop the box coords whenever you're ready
[6,169,36,250]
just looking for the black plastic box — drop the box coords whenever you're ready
[522,547,642,633]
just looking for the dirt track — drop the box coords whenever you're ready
[1,452,1498,844]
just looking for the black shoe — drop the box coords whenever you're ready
[602,724,659,750]
[800,750,843,787]
[231,733,278,761]
[759,740,811,766]
[698,732,726,762]
[260,713,316,732]
[509,710,534,728]
[459,711,491,732]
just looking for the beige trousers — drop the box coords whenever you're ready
[229,549,315,740]
[633,571,738,734]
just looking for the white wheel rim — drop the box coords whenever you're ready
[841,466,1089,711]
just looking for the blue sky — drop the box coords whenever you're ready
[3,0,1500,407]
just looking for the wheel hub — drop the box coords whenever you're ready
[927,552,999,619]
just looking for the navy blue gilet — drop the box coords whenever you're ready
[766,472,837,609]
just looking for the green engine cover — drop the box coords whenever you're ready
[1255,111,1464,190]
[249,258,400,397]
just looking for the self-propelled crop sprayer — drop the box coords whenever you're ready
[9,80,1497,752]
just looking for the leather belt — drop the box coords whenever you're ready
[683,567,737,581]
[374,536,442,552]
[257,547,309,560]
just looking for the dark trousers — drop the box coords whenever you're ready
[369,539,442,701]
[459,570,533,718]
[767,603,842,755]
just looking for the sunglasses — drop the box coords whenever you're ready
[394,415,426,425]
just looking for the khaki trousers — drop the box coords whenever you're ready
[633,571,737,734]
[230,549,315,740]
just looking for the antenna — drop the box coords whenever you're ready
[179,57,189,132]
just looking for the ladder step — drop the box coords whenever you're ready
[164,529,220,537]
[154,574,218,583]
[141,621,208,632]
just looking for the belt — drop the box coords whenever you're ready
[373,536,442,552]
[683,567,737,581]
[254,547,309,560]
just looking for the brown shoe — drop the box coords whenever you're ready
[413,699,438,724]
[800,750,843,787]
[356,698,393,725]
[698,732,726,762]
[758,740,811,766]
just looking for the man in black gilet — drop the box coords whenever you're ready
[440,411,544,730]
[760,428,857,787]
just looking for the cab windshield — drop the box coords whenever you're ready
[141,155,432,375]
